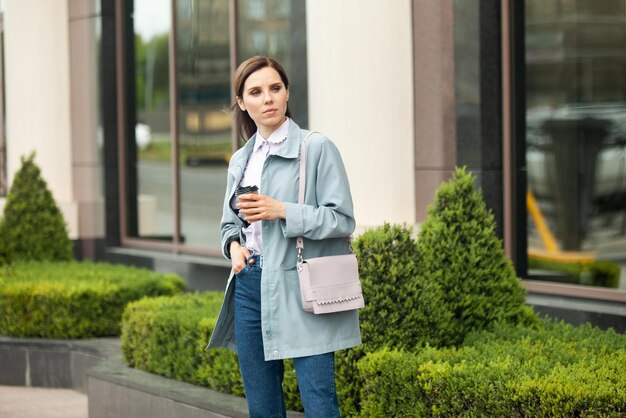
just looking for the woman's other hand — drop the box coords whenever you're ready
[230,241,252,273]
[237,193,286,222]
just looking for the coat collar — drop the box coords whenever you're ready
[227,120,305,179]
[272,119,304,159]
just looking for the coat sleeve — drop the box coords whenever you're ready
[220,165,241,260]
[280,136,356,240]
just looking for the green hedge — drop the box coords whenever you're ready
[338,168,537,416]
[119,168,620,417]
[336,223,454,416]
[122,292,626,417]
[358,320,626,417]
[120,292,304,411]
[0,261,185,338]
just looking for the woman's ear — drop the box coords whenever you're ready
[236,96,246,111]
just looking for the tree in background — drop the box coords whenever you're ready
[0,153,73,264]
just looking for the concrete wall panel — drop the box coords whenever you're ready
[307,0,415,227]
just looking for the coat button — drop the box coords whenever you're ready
[265,330,271,337]
[273,350,279,356]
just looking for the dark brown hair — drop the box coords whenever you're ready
[232,56,292,141]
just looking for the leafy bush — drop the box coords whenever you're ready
[0,261,185,338]
[339,168,537,415]
[121,292,304,411]
[416,167,536,346]
[357,320,626,417]
[336,224,452,416]
[0,153,73,264]
[529,256,620,288]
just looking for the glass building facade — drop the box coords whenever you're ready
[116,0,626,292]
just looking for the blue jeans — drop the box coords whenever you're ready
[234,255,340,418]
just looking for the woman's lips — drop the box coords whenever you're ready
[264,108,277,114]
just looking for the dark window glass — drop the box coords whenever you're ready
[131,0,174,241]
[177,0,230,249]
[237,0,308,128]
[125,0,307,251]
[525,0,626,290]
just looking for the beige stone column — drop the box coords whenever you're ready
[68,0,105,257]
[307,0,416,230]
[4,0,76,236]
[412,0,457,221]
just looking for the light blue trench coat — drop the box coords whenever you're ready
[206,120,362,361]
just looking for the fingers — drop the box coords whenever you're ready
[236,194,285,221]
[232,246,254,273]
[232,256,245,273]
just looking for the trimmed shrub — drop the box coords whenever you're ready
[120,292,304,411]
[351,224,452,351]
[416,167,536,346]
[0,153,73,264]
[0,261,185,338]
[358,320,626,417]
[336,224,452,416]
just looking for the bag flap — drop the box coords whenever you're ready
[303,254,359,287]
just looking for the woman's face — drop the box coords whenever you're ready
[237,66,289,138]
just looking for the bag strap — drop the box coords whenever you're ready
[296,131,318,262]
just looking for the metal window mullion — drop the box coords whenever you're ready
[0,14,5,196]
[170,0,181,253]
[115,0,129,244]
[229,0,238,152]
[502,0,513,260]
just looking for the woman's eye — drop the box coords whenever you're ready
[249,90,260,96]
[271,85,282,92]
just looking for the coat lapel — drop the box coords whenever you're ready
[273,120,305,160]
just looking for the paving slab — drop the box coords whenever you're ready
[0,386,88,418]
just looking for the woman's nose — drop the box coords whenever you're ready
[263,91,273,103]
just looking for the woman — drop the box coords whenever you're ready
[206,56,361,417]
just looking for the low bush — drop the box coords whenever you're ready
[121,292,304,411]
[357,320,626,417]
[0,261,185,338]
[336,223,452,416]
[119,169,619,417]
[339,168,537,416]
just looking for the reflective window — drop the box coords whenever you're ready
[132,0,174,241]
[177,0,231,249]
[238,0,308,128]
[525,0,626,290]
[125,0,307,251]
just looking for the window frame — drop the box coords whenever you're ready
[508,0,626,300]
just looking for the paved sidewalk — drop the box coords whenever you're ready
[0,386,88,418]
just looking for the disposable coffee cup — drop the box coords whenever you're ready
[235,185,259,196]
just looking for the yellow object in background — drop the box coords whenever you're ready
[527,190,595,264]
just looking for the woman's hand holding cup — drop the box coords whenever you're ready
[235,185,286,222]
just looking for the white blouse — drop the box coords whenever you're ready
[233,117,290,254]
